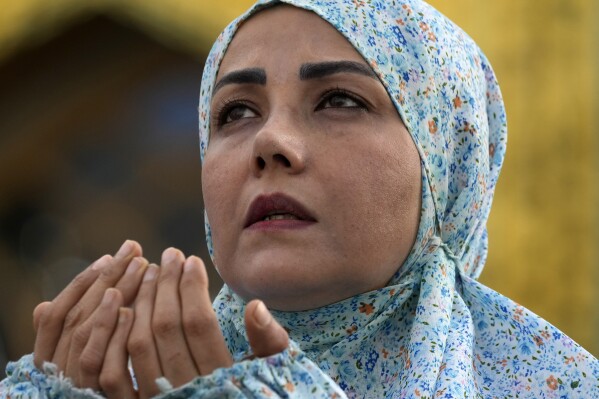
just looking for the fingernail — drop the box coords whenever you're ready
[92,254,111,271]
[125,258,143,275]
[143,266,159,282]
[163,248,181,264]
[102,288,117,305]
[254,301,272,328]
[116,240,134,258]
[184,257,197,273]
[118,308,131,324]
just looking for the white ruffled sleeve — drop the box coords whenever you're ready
[154,345,347,399]
[2,347,346,399]
[0,354,103,399]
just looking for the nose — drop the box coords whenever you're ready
[250,116,307,177]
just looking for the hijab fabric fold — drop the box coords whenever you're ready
[199,1,599,397]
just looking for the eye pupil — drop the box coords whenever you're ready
[323,93,361,109]
[228,106,245,121]
[315,90,366,112]
[330,95,347,107]
[225,105,255,124]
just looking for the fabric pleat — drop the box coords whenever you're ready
[199,1,599,397]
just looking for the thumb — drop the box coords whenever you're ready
[245,300,289,358]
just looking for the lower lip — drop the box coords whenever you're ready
[246,219,316,231]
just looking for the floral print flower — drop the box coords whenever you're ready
[2,1,598,398]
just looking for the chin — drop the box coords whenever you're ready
[220,254,340,311]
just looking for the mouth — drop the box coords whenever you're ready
[244,193,317,229]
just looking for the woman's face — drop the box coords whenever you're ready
[202,5,421,311]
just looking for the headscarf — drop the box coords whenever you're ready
[199,1,599,397]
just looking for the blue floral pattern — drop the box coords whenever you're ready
[2,0,598,398]
[202,0,599,397]
[1,354,102,399]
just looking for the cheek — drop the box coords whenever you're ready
[323,128,421,271]
[201,150,245,260]
[202,154,228,220]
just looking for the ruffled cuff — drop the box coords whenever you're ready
[1,354,103,399]
[154,345,347,399]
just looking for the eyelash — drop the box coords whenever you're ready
[212,97,253,128]
[315,87,368,111]
[212,88,368,128]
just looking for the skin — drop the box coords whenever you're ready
[203,5,422,311]
[32,242,288,399]
[29,4,422,396]
[32,241,146,387]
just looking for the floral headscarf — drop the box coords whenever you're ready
[199,1,599,397]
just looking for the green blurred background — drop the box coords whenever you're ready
[0,0,596,371]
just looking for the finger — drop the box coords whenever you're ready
[65,255,147,380]
[129,264,162,399]
[64,257,148,380]
[180,256,232,374]
[66,313,96,383]
[52,256,109,371]
[152,248,197,387]
[78,289,123,390]
[245,300,289,358]
[33,302,52,333]
[34,256,106,368]
[115,256,149,306]
[100,308,137,399]
[73,241,142,317]
[53,240,142,369]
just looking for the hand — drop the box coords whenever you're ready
[132,249,231,398]
[99,248,289,399]
[32,240,147,391]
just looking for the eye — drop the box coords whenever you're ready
[316,89,367,111]
[214,101,258,127]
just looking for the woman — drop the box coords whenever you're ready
[2,0,598,398]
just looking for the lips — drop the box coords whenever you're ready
[244,193,316,228]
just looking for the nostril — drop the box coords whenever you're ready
[256,157,266,170]
[273,154,291,167]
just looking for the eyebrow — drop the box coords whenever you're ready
[212,60,377,97]
[299,60,378,80]
[213,68,267,95]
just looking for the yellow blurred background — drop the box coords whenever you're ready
[0,0,596,371]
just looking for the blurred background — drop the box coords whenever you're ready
[0,0,596,372]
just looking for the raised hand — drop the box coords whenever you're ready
[125,249,233,398]
[31,240,147,391]
[100,248,289,399]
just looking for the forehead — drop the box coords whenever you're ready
[216,5,367,80]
